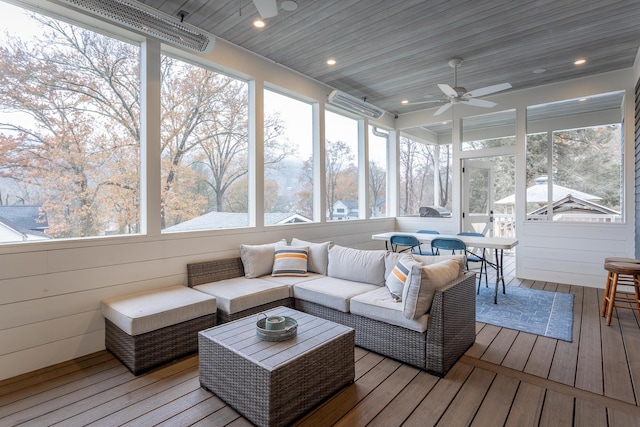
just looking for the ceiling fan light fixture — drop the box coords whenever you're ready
[432,57,511,116]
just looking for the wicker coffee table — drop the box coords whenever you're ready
[198,306,355,427]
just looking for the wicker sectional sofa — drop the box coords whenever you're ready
[187,241,476,376]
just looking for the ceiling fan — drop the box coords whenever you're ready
[252,0,298,19]
[411,58,512,116]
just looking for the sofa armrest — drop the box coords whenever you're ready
[187,257,245,287]
[425,271,476,375]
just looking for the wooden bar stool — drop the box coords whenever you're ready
[602,261,640,326]
[601,257,640,317]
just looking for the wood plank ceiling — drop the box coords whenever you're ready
[140,0,640,116]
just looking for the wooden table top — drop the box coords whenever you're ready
[199,306,354,370]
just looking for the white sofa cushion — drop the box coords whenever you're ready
[291,238,332,275]
[403,259,460,319]
[239,239,287,278]
[327,245,386,286]
[194,277,289,314]
[293,276,379,312]
[261,273,323,286]
[350,287,430,333]
[272,245,309,277]
[101,285,217,336]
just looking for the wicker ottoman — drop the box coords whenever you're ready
[101,285,217,375]
[199,306,355,427]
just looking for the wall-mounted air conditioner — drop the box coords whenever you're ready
[58,0,215,54]
[327,90,385,119]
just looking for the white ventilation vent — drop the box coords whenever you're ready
[58,0,215,53]
[327,90,385,119]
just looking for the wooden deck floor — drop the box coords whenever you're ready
[2,256,640,426]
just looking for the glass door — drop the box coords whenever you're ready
[462,159,494,236]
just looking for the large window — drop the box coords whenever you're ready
[526,92,623,222]
[263,90,313,225]
[325,111,359,221]
[0,3,141,242]
[399,134,452,216]
[368,126,388,218]
[160,57,249,232]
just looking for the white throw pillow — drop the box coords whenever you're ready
[385,257,422,302]
[290,238,332,275]
[272,245,309,277]
[403,259,460,319]
[239,239,286,278]
[327,245,386,285]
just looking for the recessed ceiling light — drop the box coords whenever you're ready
[532,68,546,74]
[253,19,265,28]
[442,121,448,125]
[579,98,587,102]
[401,100,409,104]
[574,58,586,65]
[326,58,336,65]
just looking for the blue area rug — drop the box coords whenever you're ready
[476,286,574,342]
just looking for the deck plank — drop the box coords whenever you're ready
[574,398,608,426]
[0,358,126,416]
[480,327,519,365]
[28,358,196,426]
[539,390,574,426]
[367,371,439,427]
[470,374,519,427]
[501,332,537,371]
[548,285,583,385]
[575,287,604,395]
[503,382,545,427]
[618,300,640,406]
[437,368,495,426]
[402,362,474,427]
[335,364,419,426]
[601,310,636,404]
[523,336,556,378]
[0,351,114,400]
[296,357,400,426]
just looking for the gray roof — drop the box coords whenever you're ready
[163,211,311,232]
[495,177,602,205]
[0,205,48,232]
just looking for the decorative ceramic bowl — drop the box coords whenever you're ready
[256,313,298,342]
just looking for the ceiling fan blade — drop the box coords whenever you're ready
[253,0,278,18]
[462,98,497,108]
[437,83,458,98]
[433,102,452,116]
[466,82,512,98]
[407,99,446,105]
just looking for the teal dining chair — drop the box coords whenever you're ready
[390,234,424,255]
[415,230,439,255]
